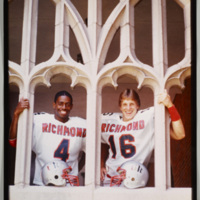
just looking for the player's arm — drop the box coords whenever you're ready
[9,98,30,147]
[157,90,185,140]
[101,143,109,181]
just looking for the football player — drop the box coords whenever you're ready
[101,89,185,187]
[9,90,86,186]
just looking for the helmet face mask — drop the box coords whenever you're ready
[110,167,126,187]
[42,160,79,187]
[110,161,149,189]
[62,167,79,186]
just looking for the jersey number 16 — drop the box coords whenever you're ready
[109,134,136,159]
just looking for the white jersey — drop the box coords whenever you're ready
[101,107,154,180]
[32,113,86,186]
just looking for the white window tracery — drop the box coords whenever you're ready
[8,0,191,199]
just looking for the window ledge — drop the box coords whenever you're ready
[9,185,192,200]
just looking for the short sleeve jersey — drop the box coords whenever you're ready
[32,113,86,186]
[101,107,154,176]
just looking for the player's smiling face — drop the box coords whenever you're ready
[120,99,139,122]
[53,95,73,123]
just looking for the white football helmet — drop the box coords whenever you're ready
[110,161,149,189]
[42,160,79,186]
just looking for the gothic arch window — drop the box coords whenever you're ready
[8,0,191,199]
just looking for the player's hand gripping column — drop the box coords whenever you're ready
[157,89,173,108]
[157,89,185,140]
[15,98,30,115]
[9,98,30,147]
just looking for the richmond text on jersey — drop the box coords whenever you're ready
[42,123,86,138]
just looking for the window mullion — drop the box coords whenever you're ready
[14,0,38,186]
[85,88,98,188]
[154,95,167,190]
[20,0,38,71]
[152,0,168,190]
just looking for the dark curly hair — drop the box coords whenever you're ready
[54,90,73,104]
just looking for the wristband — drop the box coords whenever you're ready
[168,105,181,122]
[9,139,16,148]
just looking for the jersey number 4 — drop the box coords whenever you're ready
[54,139,70,162]
[109,134,136,159]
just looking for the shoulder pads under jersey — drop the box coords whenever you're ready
[34,112,46,115]
[101,112,122,120]
[138,106,154,114]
